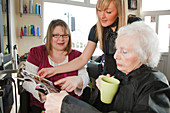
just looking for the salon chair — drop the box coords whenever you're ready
[149,86,170,112]
[80,60,103,105]
[0,69,18,113]
[17,61,31,113]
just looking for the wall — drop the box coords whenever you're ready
[14,0,43,56]
[127,0,140,17]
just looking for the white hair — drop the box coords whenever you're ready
[117,21,161,68]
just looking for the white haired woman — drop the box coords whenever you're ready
[43,22,169,113]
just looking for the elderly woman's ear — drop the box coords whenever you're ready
[146,58,149,63]
[146,53,151,63]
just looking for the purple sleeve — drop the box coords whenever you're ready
[26,46,44,67]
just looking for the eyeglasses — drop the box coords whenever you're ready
[52,34,69,39]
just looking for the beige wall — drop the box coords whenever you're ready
[128,0,140,17]
[11,0,43,56]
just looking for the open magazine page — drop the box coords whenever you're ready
[20,70,60,96]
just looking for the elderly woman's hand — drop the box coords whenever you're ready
[54,76,83,92]
[44,91,68,113]
[96,74,111,90]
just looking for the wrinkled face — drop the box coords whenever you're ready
[97,1,118,27]
[114,34,142,75]
[51,26,69,52]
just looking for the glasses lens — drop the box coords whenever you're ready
[52,34,59,38]
[52,34,69,38]
[63,35,69,38]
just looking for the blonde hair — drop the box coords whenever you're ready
[96,0,127,51]
[45,19,72,56]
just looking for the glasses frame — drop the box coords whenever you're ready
[52,34,69,39]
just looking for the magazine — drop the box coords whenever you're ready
[20,69,60,95]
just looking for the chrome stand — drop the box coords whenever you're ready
[0,88,4,113]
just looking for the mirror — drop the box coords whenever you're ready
[2,0,9,55]
[0,0,12,70]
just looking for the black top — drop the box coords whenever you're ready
[88,18,118,75]
[88,25,98,43]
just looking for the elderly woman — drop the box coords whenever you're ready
[44,22,169,113]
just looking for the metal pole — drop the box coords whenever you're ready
[68,12,69,27]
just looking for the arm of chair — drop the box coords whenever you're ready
[149,87,170,113]
[86,61,103,79]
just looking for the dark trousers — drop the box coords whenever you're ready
[30,105,44,113]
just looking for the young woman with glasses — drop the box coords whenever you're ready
[22,19,89,113]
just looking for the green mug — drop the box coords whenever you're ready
[100,76,120,104]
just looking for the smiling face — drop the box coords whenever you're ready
[97,1,118,27]
[51,26,69,52]
[114,34,142,75]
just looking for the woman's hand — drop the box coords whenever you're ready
[54,76,83,92]
[38,92,46,102]
[96,74,111,90]
[38,67,57,79]
[44,91,68,113]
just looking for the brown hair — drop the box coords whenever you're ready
[96,0,127,51]
[45,19,72,55]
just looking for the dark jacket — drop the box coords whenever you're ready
[61,65,169,113]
